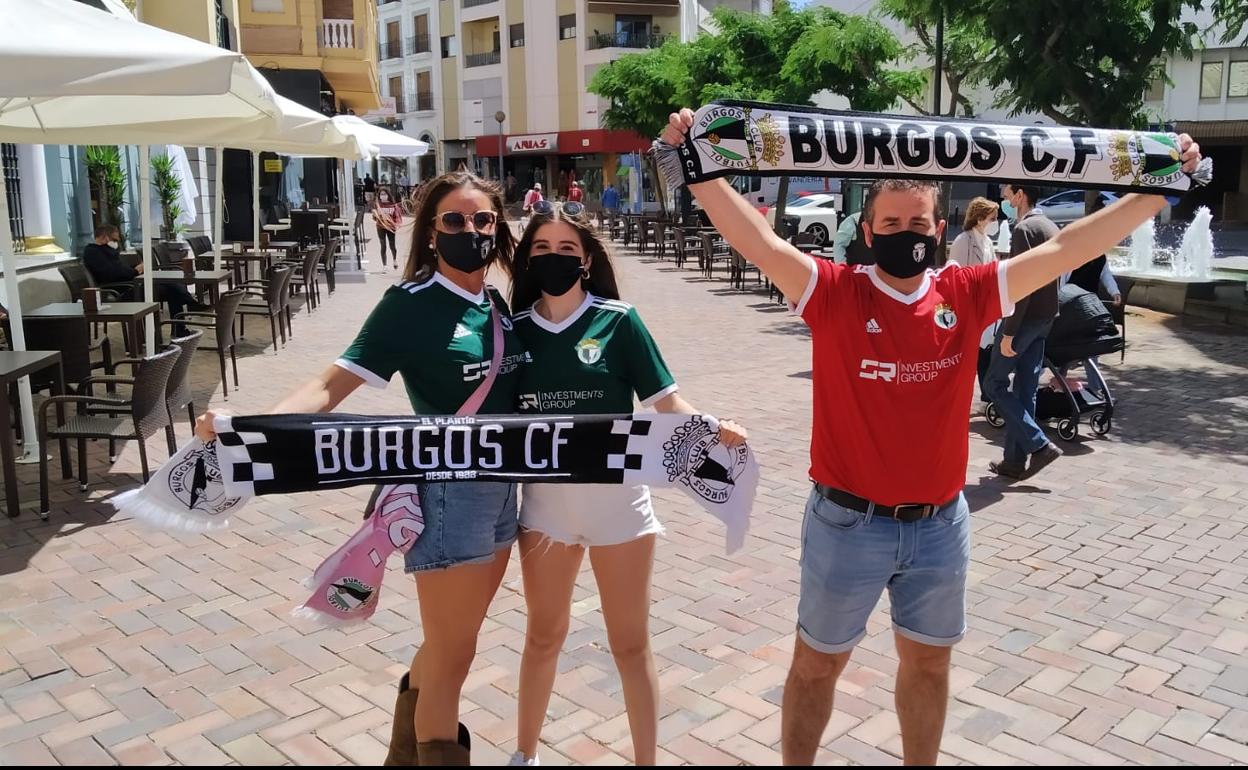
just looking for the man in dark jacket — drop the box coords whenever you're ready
[82,225,206,331]
[983,185,1063,479]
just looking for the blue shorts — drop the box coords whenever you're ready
[403,481,518,572]
[797,487,971,653]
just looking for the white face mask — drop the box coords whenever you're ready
[984,221,999,237]
[107,240,119,249]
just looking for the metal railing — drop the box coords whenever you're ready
[586,31,669,50]
[464,50,501,67]
[463,0,496,7]
[412,91,434,111]
[379,39,402,59]
[408,33,431,54]
[1,144,24,255]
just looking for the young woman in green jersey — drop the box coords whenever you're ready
[505,201,747,766]
[197,171,524,766]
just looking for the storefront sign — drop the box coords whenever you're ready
[507,133,558,153]
[263,159,283,173]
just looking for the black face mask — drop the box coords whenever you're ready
[871,230,939,279]
[529,252,584,297]
[436,231,493,274]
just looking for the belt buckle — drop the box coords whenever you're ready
[893,503,935,520]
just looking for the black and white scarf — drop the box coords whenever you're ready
[653,100,1212,194]
[118,412,758,553]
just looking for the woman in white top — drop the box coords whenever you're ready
[949,196,1000,267]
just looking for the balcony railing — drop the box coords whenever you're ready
[408,33,431,54]
[586,31,669,50]
[411,91,434,111]
[320,19,357,49]
[464,50,501,67]
[380,39,402,59]
[391,94,405,113]
[463,0,496,7]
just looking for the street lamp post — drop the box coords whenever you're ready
[495,110,506,183]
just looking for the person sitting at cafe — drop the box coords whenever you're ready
[82,225,206,334]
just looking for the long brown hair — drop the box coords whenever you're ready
[510,206,621,312]
[402,171,516,282]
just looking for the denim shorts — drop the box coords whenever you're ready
[403,481,518,572]
[797,487,971,653]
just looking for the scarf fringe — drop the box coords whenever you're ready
[114,488,232,533]
[651,140,686,193]
[289,604,374,629]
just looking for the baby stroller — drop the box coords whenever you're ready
[985,285,1123,441]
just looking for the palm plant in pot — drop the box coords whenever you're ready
[151,152,187,242]
[85,145,127,244]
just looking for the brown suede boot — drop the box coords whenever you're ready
[383,673,419,766]
[415,723,471,766]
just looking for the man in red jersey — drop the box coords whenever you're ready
[662,109,1201,765]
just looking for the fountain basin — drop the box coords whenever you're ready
[1115,270,1244,316]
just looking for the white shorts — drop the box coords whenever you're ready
[520,483,663,547]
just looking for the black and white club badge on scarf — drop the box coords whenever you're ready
[114,438,243,532]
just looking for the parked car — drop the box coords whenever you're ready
[763,193,840,244]
[1037,190,1120,225]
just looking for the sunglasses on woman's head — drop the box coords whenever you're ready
[530,200,585,218]
[436,210,498,233]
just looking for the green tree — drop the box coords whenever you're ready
[1210,0,1248,42]
[589,0,922,226]
[879,0,993,117]
[951,0,1199,128]
[952,0,1201,213]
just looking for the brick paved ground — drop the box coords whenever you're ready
[2,220,1246,765]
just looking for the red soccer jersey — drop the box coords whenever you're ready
[795,259,1013,506]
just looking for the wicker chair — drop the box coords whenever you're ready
[108,328,203,453]
[237,265,294,352]
[59,260,138,302]
[283,244,325,312]
[37,345,179,515]
[167,289,245,399]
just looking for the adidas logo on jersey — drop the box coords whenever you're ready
[866,318,882,334]
[453,323,473,339]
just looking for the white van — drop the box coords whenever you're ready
[730,175,842,211]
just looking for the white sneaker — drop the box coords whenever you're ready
[508,751,540,766]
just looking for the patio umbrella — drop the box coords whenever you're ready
[0,0,279,464]
[331,115,429,158]
[329,116,429,234]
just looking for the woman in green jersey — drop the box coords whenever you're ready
[505,201,747,766]
[198,172,524,766]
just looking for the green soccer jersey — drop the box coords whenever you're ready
[512,294,677,414]
[336,273,528,414]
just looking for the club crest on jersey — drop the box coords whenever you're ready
[934,303,957,330]
[576,338,603,364]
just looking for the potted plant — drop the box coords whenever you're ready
[85,145,127,244]
[151,152,188,242]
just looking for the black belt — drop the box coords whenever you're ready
[813,483,956,523]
